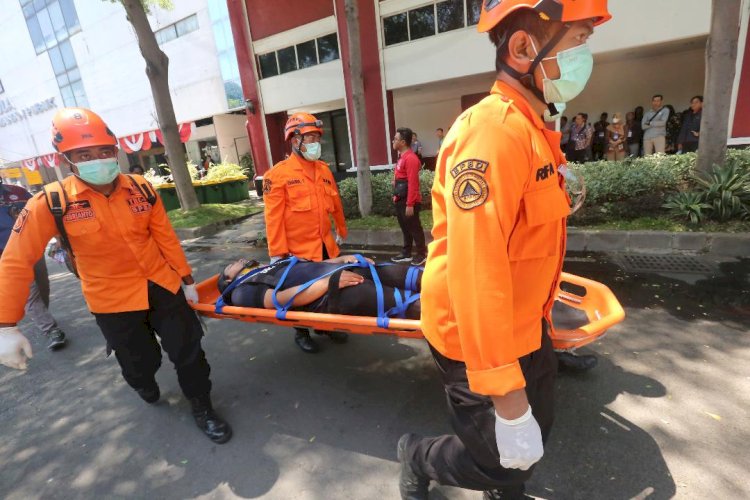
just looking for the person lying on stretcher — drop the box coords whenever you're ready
[217,254,422,320]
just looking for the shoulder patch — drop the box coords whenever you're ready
[12,208,29,233]
[451,160,489,210]
[263,178,272,194]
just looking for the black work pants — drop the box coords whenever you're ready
[682,142,699,153]
[395,201,427,256]
[406,325,557,493]
[93,282,211,399]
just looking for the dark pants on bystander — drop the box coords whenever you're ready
[406,325,557,495]
[395,201,427,256]
[93,282,211,399]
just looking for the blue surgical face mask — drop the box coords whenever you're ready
[531,40,594,104]
[301,142,322,161]
[71,158,121,185]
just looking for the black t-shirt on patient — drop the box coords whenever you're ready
[228,260,343,312]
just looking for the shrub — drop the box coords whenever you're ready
[337,169,435,218]
[204,162,246,181]
[568,153,694,206]
[239,153,255,179]
[663,191,711,224]
[693,162,750,221]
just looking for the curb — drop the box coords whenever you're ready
[342,229,750,257]
[174,213,259,240]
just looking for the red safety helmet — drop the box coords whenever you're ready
[284,112,323,141]
[478,0,611,33]
[51,108,118,153]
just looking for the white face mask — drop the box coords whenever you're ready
[531,39,595,104]
[612,118,621,124]
[301,142,321,161]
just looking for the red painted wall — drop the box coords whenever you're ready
[227,0,272,177]
[732,26,750,139]
[335,0,389,166]
[245,0,334,40]
[265,112,289,164]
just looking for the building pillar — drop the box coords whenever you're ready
[334,0,390,167]
[227,0,273,177]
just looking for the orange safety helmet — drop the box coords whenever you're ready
[51,107,118,153]
[478,0,611,33]
[284,112,323,141]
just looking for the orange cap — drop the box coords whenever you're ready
[284,112,323,141]
[51,108,118,153]
[478,0,611,33]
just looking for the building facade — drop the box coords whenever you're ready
[227,0,750,180]
[0,0,250,187]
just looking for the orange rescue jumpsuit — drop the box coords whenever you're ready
[0,174,192,321]
[421,81,570,397]
[263,153,347,261]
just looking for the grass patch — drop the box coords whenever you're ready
[347,211,434,230]
[168,203,262,228]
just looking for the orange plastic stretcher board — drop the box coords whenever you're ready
[192,272,625,351]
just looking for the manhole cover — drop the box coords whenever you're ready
[617,254,714,274]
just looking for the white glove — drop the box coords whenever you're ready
[183,284,199,304]
[335,233,345,246]
[270,255,285,264]
[494,405,544,471]
[0,326,33,370]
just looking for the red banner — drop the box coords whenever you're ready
[119,123,193,153]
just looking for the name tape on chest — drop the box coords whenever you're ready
[451,159,489,210]
[63,200,95,222]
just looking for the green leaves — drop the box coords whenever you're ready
[663,191,711,224]
[337,170,435,219]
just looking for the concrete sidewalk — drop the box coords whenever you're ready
[180,209,749,258]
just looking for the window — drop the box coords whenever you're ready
[155,14,198,45]
[467,0,482,26]
[382,0,483,46]
[317,33,340,63]
[155,26,177,45]
[258,52,279,78]
[296,40,318,69]
[21,0,80,55]
[277,46,297,74]
[437,0,465,33]
[409,5,436,41]
[19,0,87,107]
[175,14,199,37]
[383,12,408,46]
[257,33,339,79]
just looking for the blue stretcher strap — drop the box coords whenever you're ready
[271,255,370,320]
[214,258,292,314]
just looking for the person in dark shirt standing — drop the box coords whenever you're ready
[391,127,427,266]
[592,112,609,160]
[625,111,641,157]
[678,95,703,153]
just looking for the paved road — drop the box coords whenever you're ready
[1,248,748,500]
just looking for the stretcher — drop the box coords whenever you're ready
[192,272,625,351]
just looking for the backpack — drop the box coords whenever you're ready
[43,175,157,277]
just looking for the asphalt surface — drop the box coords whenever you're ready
[1,247,748,500]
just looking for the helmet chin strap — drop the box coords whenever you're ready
[496,25,571,116]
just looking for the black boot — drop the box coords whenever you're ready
[397,433,429,500]
[136,382,160,404]
[45,328,67,350]
[483,486,532,499]
[294,329,319,353]
[315,330,348,344]
[190,394,232,444]
[557,351,599,372]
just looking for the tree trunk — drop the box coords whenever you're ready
[120,0,200,210]
[344,0,372,216]
[697,0,742,175]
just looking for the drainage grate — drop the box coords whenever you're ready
[617,254,714,274]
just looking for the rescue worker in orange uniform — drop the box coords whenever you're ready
[396,1,612,498]
[263,112,349,353]
[0,108,231,444]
